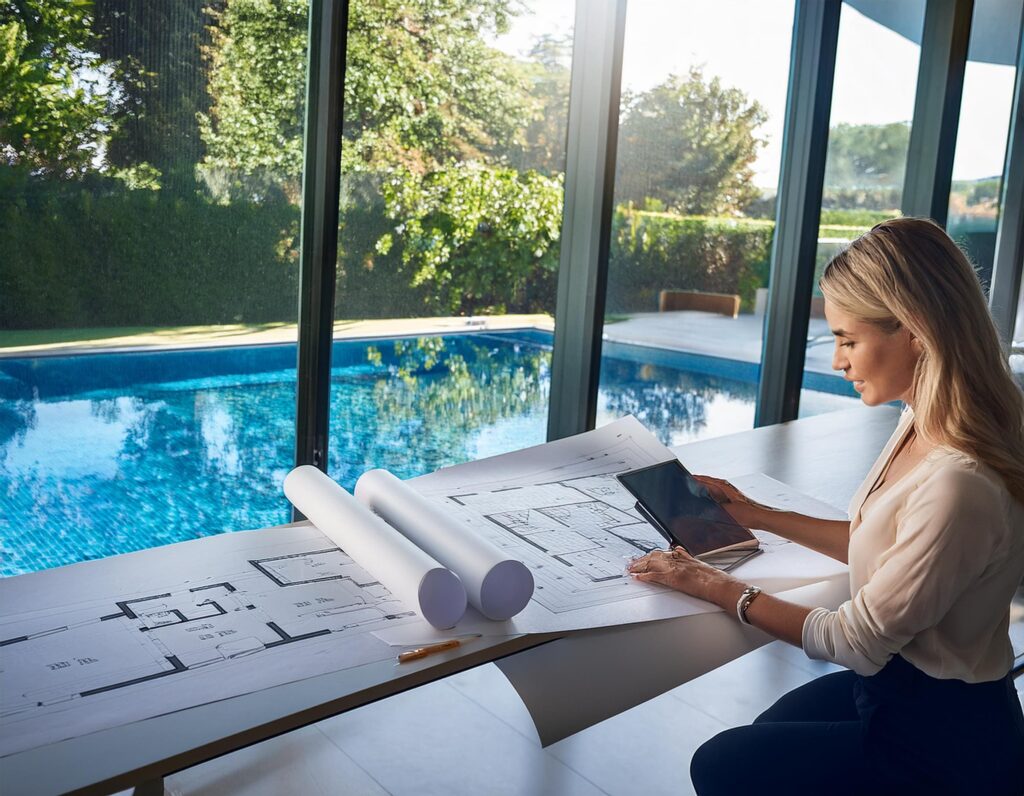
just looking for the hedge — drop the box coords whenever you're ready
[607,208,868,313]
[0,169,300,329]
[0,171,873,329]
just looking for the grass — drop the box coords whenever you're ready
[0,322,295,352]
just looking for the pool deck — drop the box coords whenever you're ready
[0,310,842,375]
[0,315,554,357]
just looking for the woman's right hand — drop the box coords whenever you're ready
[692,475,776,531]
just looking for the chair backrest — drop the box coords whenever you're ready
[658,289,740,318]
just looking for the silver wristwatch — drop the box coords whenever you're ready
[736,585,762,625]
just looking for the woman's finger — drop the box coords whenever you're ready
[692,475,732,501]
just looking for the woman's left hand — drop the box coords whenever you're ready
[627,547,737,604]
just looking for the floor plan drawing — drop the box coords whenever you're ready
[411,417,849,633]
[450,473,666,613]
[0,527,421,758]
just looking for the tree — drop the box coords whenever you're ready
[200,0,531,186]
[499,34,572,176]
[823,122,909,189]
[0,0,110,176]
[615,67,768,216]
[198,0,307,198]
[93,0,215,192]
[376,162,563,314]
[199,0,565,315]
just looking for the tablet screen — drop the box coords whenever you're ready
[616,460,756,556]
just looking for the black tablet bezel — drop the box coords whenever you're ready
[616,459,758,556]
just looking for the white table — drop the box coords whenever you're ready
[0,406,898,795]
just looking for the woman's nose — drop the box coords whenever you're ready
[832,344,847,372]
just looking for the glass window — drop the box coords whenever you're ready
[328,1,574,488]
[947,1,1022,288]
[597,0,796,446]
[0,1,308,574]
[799,0,925,418]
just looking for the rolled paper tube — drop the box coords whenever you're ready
[284,466,466,629]
[355,468,534,621]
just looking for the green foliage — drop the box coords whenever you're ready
[94,0,214,192]
[377,162,563,314]
[607,208,775,313]
[2,0,816,332]
[340,0,526,174]
[606,209,876,313]
[199,0,529,189]
[0,0,110,176]
[823,122,909,190]
[950,177,1001,208]
[0,168,299,329]
[498,34,572,176]
[821,186,901,213]
[199,0,308,193]
[615,67,768,216]
[818,208,894,227]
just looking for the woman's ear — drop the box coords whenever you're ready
[910,335,924,356]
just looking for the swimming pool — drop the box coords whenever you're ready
[0,330,855,576]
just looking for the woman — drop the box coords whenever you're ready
[628,218,1024,795]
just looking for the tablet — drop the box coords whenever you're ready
[616,459,759,557]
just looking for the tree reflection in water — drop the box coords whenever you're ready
[329,335,550,487]
[598,359,757,447]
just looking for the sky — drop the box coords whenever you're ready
[491,1,1018,190]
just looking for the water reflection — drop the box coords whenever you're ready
[1,332,773,576]
[598,359,758,446]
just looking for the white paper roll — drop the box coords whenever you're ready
[354,468,534,620]
[284,466,466,629]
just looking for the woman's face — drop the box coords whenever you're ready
[824,300,921,406]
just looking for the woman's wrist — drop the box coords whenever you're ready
[709,576,747,610]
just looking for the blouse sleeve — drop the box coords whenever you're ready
[802,467,1006,676]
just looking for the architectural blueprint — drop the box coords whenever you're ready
[407,417,848,634]
[0,524,420,758]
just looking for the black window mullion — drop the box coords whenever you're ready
[755,0,842,427]
[900,0,974,226]
[990,15,1024,351]
[546,0,628,441]
[294,0,348,499]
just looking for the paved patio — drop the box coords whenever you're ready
[603,311,837,376]
[0,314,555,357]
[0,309,849,378]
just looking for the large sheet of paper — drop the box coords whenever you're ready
[0,524,425,758]
[498,576,853,747]
[397,417,848,635]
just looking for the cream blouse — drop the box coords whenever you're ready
[802,407,1024,681]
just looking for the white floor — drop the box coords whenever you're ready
[162,636,1024,796]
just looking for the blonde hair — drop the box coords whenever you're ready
[820,217,1024,505]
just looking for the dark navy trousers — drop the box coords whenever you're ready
[690,656,1024,795]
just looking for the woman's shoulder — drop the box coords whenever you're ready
[912,450,1017,524]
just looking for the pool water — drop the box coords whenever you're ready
[0,331,855,576]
